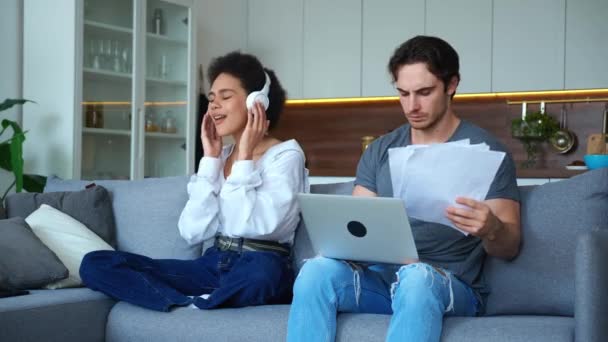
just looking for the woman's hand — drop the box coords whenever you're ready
[237,101,270,160]
[201,112,222,158]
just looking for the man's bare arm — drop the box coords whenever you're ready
[352,185,377,197]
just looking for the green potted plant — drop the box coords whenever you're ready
[511,111,560,168]
[0,99,46,202]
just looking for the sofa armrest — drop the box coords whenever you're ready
[575,229,608,342]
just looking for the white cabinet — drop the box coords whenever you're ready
[247,0,304,99]
[565,0,608,89]
[361,0,424,97]
[24,0,197,181]
[426,0,492,94]
[492,0,566,92]
[197,0,248,89]
[303,0,362,98]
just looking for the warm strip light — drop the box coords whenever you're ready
[285,88,608,106]
[81,101,187,106]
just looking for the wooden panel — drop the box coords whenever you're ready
[275,100,605,177]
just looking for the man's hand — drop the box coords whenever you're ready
[445,197,501,240]
[446,197,521,259]
[237,101,269,161]
[201,112,222,158]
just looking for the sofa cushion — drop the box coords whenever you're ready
[0,288,114,342]
[292,181,354,271]
[0,217,68,290]
[25,204,114,289]
[106,303,291,342]
[334,314,573,342]
[5,185,117,247]
[44,176,200,260]
[483,168,608,316]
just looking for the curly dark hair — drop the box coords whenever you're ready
[388,36,460,96]
[207,51,287,130]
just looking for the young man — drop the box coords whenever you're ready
[287,36,521,342]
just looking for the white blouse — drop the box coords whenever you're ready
[178,139,309,246]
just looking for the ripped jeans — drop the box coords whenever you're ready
[287,257,478,342]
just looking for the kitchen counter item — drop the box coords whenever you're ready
[551,105,576,153]
[584,154,608,170]
[586,105,608,155]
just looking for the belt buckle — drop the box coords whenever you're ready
[217,237,233,251]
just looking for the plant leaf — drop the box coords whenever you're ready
[0,99,34,112]
[0,142,11,171]
[9,132,25,192]
[23,174,47,193]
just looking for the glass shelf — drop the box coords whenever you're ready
[83,127,185,139]
[84,20,132,35]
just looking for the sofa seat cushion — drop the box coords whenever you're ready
[44,176,200,260]
[335,314,573,342]
[0,288,115,342]
[106,303,291,342]
[483,168,608,316]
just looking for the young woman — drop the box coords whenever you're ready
[80,51,308,312]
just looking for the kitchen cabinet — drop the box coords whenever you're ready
[24,0,197,180]
[302,0,362,98]
[426,0,492,94]
[361,0,424,97]
[564,0,608,89]
[197,0,248,88]
[247,0,304,98]
[492,0,566,92]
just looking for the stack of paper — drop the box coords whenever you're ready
[388,140,505,234]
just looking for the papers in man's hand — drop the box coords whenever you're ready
[389,140,505,234]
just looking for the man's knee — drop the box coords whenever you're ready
[392,263,447,300]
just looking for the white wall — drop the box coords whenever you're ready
[22,0,78,179]
[0,0,24,194]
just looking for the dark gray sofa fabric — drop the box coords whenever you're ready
[575,229,608,342]
[334,314,574,342]
[0,288,115,342]
[483,168,608,316]
[5,185,117,247]
[44,176,200,260]
[0,217,68,290]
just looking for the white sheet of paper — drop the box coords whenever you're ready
[390,142,505,234]
[388,139,471,197]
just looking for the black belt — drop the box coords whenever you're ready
[214,235,291,256]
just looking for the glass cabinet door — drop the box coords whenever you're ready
[81,0,134,180]
[143,0,190,178]
[80,0,193,180]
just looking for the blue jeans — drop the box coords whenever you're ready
[287,257,479,342]
[79,247,294,312]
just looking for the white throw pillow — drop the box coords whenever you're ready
[25,204,114,289]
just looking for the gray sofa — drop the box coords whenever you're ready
[1,169,607,342]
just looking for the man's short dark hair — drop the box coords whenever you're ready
[208,51,287,130]
[388,36,460,94]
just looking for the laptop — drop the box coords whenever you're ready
[297,193,418,264]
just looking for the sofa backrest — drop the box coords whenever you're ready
[483,168,608,316]
[45,176,200,260]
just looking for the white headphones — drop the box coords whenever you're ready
[245,71,271,110]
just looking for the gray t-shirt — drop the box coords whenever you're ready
[355,120,519,299]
